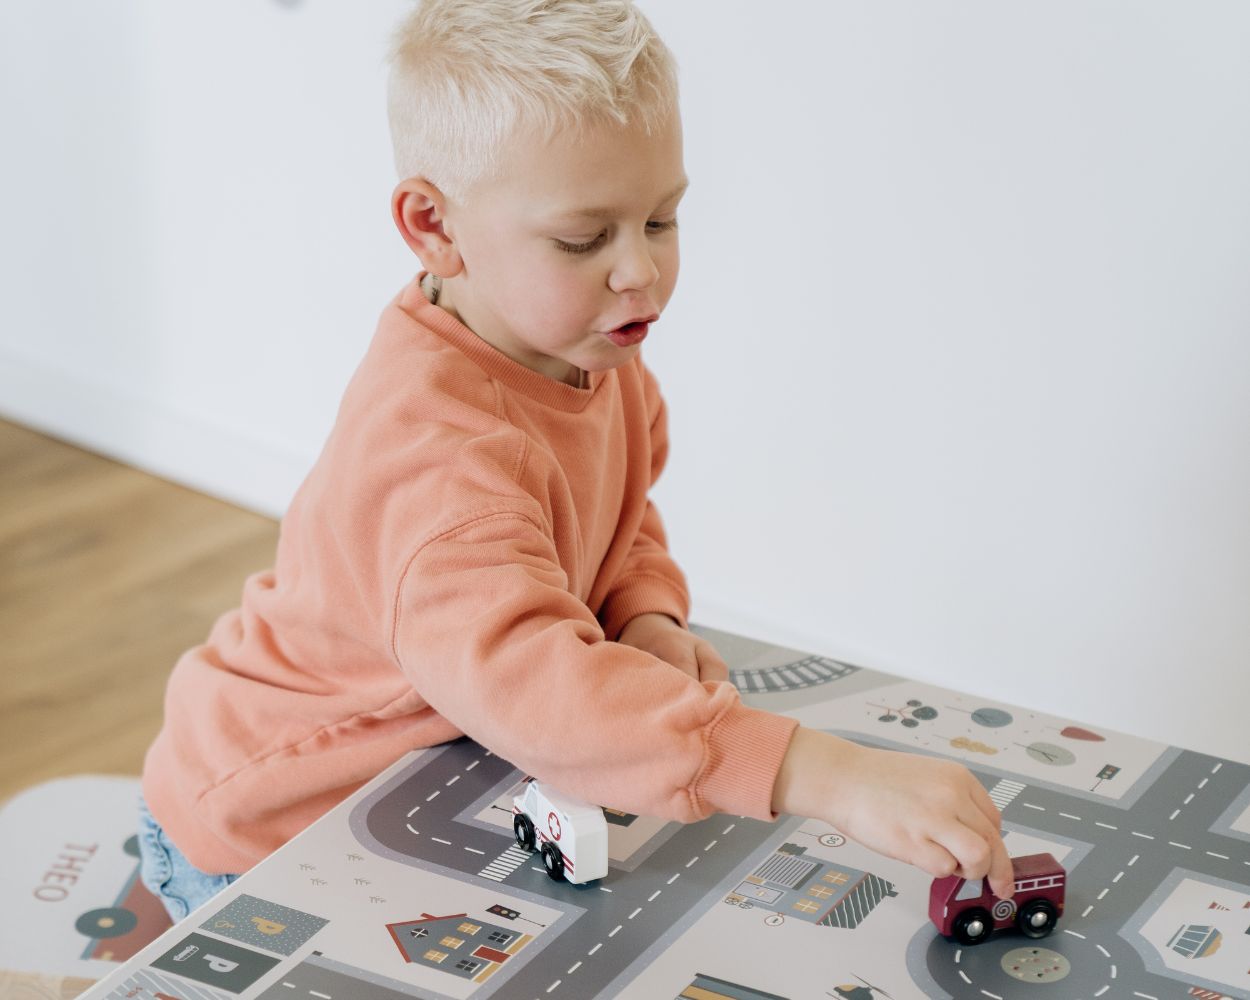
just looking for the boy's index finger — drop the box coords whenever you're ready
[988,835,1015,899]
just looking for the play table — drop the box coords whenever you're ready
[74,625,1250,1000]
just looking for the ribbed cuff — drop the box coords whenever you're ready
[694,703,800,821]
[597,573,690,641]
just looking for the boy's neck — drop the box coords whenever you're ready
[419,272,586,389]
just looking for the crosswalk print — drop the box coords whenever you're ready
[988,778,1027,811]
[479,843,532,882]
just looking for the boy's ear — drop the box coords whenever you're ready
[391,178,464,277]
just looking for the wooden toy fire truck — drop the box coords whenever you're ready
[930,852,1066,945]
[512,780,608,885]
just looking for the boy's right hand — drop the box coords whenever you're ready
[771,727,1015,900]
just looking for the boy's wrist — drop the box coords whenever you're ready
[769,726,860,820]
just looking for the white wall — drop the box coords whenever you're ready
[3,2,1247,764]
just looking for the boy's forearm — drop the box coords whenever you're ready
[769,726,861,820]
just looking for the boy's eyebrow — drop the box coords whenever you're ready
[550,179,689,222]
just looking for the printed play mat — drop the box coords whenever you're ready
[42,628,1250,999]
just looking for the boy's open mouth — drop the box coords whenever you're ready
[604,318,655,347]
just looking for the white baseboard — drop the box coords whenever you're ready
[0,348,308,518]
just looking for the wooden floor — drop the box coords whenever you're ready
[0,419,279,805]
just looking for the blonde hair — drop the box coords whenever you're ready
[386,0,679,202]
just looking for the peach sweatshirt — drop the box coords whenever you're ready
[143,274,799,874]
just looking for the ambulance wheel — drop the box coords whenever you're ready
[541,841,565,881]
[1017,899,1058,939]
[514,813,536,851]
[953,908,993,946]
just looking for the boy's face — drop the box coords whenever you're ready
[423,114,686,386]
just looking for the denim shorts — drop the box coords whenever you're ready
[137,797,240,922]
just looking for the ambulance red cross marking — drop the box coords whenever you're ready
[548,811,562,840]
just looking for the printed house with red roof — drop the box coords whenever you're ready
[386,912,533,983]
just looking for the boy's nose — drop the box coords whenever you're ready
[608,238,660,294]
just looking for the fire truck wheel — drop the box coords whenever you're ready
[953,908,993,945]
[541,842,566,881]
[514,813,536,851]
[1017,899,1058,938]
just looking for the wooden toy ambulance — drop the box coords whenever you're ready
[512,780,608,884]
[930,852,1066,945]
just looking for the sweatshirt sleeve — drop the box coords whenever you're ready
[390,506,797,823]
[596,364,692,641]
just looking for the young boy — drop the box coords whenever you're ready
[139,0,1013,921]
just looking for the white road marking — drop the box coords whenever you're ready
[546,979,561,993]
[1212,762,1222,773]
[1184,792,1194,804]
[1131,831,1154,840]
[1207,851,1229,860]
[609,925,622,937]
[567,962,581,974]
[310,992,331,1000]
[406,805,420,817]
[685,856,700,868]
[465,759,479,770]
[667,873,680,884]
[628,907,642,920]
[705,840,718,851]
[980,990,1003,999]
[1064,929,1087,940]
[426,790,440,801]
[588,942,602,955]
[954,950,962,964]
[446,774,460,786]
[1168,841,1191,850]
[723,823,736,834]
[1110,965,1117,978]
[405,824,419,835]
[1094,986,1109,997]
[432,837,451,845]
[1128,854,1140,866]
[1169,809,1180,821]
[1059,812,1082,821]
[648,890,662,902]
[1132,993,1158,1000]
[465,847,485,855]
[1095,821,1117,830]
[1023,802,1045,811]
[281,985,296,991]
[1096,944,1110,958]
[1113,871,1124,882]
[1082,905,1094,918]
[958,971,972,985]
[598,886,613,893]
[1199,777,1209,788]
[1097,888,1108,900]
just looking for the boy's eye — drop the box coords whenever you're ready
[554,234,605,255]
[552,218,679,256]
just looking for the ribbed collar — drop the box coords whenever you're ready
[396,273,607,413]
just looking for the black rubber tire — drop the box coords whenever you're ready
[541,841,565,881]
[513,813,536,851]
[953,908,993,946]
[1017,898,1058,939]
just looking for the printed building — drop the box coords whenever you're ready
[679,971,791,1000]
[1167,923,1223,959]
[387,912,532,983]
[727,844,897,929]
